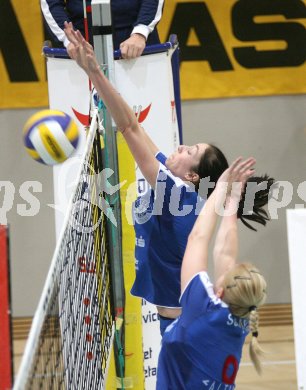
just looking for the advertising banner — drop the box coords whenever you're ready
[157,0,306,99]
[0,0,48,108]
[2,0,305,109]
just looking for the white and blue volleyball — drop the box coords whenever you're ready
[23,109,80,165]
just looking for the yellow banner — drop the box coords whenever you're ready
[158,0,306,99]
[116,133,145,390]
[0,0,48,108]
[1,0,305,108]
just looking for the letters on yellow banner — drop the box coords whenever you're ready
[158,0,306,99]
[1,0,306,108]
[0,0,49,108]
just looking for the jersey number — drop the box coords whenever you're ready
[222,355,238,384]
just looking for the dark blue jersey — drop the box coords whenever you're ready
[157,272,249,389]
[40,0,164,49]
[131,152,205,308]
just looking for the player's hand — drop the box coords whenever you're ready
[120,33,146,59]
[64,21,99,74]
[66,42,78,60]
[216,157,256,205]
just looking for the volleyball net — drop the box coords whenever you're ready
[13,109,117,389]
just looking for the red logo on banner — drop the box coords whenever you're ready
[72,103,152,127]
[134,104,152,123]
[72,107,90,126]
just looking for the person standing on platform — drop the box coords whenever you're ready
[40,0,165,59]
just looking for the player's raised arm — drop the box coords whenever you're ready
[181,157,256,292]
[212,197,239,292]
[64,22,160,187]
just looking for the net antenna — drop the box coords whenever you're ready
[91,0,126,387]
[13,109,115,389]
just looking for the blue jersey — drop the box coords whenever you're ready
[131,152,204,308]
[157,272,249,389]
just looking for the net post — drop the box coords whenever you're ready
[91,0,126,385]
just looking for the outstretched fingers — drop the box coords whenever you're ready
[239,157,256,171]
[233,157,255,172]
[237,158,256,183]
[64,22,88,50]
[64,22,78,45]
[232,158,255,177]
[79,34,94,56]
[63,22,97,72]
[216,157,257,206]
[220,157,255,192]
[227,157,243,175]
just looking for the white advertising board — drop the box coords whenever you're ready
[47,58,90,238]
[286,209,306,390]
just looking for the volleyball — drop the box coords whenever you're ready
[23,109,80,165]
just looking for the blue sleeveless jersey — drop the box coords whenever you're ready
[130,152,204,308]
[156,272,249,389]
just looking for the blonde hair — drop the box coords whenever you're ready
[222,263,267,374]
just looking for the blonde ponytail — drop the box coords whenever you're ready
[222,263,267,375]
[248,307,265,374]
